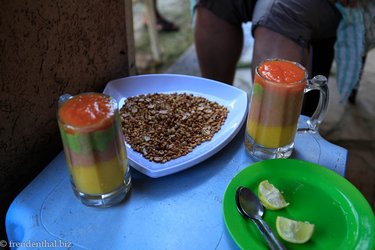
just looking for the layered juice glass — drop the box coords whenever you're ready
[245,59,329,160]
[58,93,131,207]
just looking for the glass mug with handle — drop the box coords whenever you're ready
[244,58,329,160]
[57,93,131,207]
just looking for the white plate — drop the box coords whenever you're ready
[104,74,248,178]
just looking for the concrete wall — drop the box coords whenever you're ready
[0,0,135,240]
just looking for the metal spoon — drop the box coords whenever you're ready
[236,186,286,250]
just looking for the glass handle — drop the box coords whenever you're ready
[59,93,72,106]
[303,75,329,133]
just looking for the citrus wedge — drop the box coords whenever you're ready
[276,216,315,244]
[258,180,289,210]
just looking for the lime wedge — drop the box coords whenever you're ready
[258,180,289,210]
[276,216,315,244]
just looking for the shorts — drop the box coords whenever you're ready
[195,0,341,48]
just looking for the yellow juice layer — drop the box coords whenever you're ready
[68,156,127,195]
[247,120,297,148]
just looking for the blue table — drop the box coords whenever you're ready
[6,117,347,249]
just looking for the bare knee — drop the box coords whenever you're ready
[252,26,309,76]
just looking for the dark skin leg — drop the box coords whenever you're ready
[252,27,309,77]
[301,38,336,116]
[194,7,339,117]
[194,7,310,84]
[194,7,243,84]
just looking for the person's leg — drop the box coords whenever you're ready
[251,0,341,116]
[194,6,243,84]
[252,26,309,77]
[301,37,336,116]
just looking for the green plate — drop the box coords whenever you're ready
[223,159,375,250]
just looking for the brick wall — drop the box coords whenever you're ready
[0,0,135,241]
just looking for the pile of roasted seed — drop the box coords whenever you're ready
[120,93,229,163]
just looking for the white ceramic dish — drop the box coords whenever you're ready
[104,74,248,178]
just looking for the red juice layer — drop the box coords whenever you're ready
[62,131,126,167]
[59,93,115,130]
[249,80,304,126]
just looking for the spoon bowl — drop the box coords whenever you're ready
[236,186,264,220]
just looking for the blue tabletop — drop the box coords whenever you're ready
[5,117,347,250]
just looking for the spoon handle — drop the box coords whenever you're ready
[252,219,280,250]
[257,218,287,250]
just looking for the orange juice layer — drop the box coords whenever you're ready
[59,93,115,132]
[247,119,297,148]
[258,60,305,83]
[68,156,127,195]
